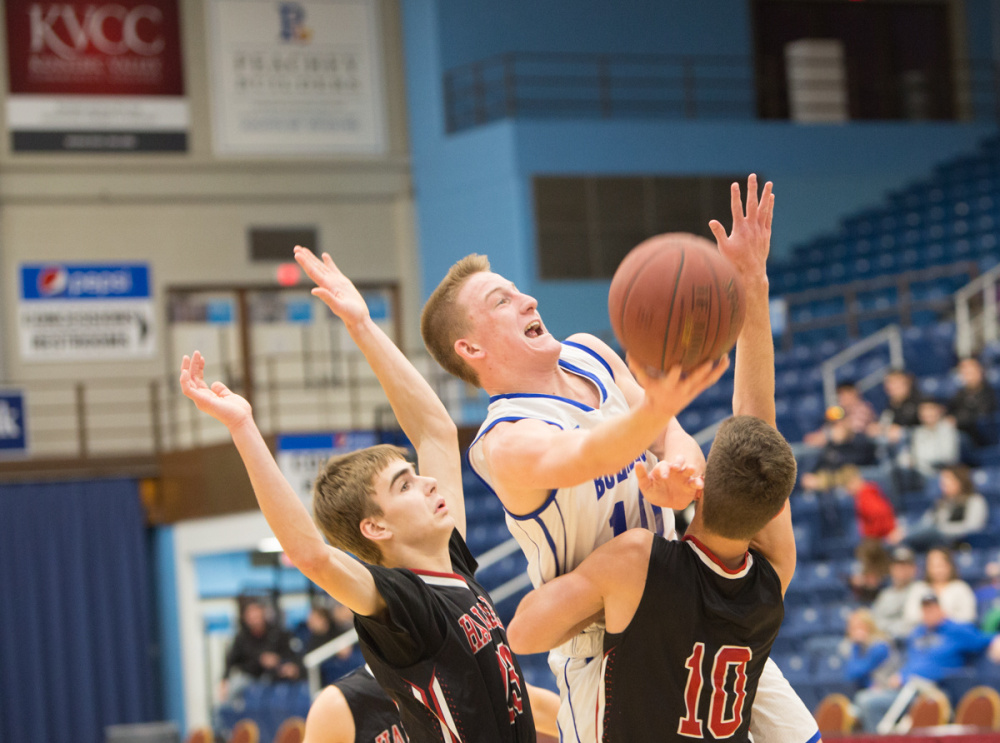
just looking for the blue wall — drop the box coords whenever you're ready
[436,0,751,69]
[403,0,996,346]
[153,527,185,735]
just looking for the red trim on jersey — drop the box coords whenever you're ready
[410,568,467,582]
[682,535,749,575]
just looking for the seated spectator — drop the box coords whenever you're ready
[844,608,900,694]
[948,357,998,446]
[801,411,879,491]
[905,399,961,477]
[903,546,978,627]
[843,466,896,541]
[976,561,1000,633]
[871,546,922,641]
[220,597,305,701]
[850,539,892,604]
[869,369,924,443]
[805,381,878,447]
[298,603,340,686]
[892,464,988,551]
[855,593,997,732]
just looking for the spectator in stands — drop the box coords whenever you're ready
[891,464,988,551]
[948,357,997,446]
[220,598,305,701]
[869,369,924,443]
[855,592,997,732]
[298,604,342,686]
[871,546,922,641]
[906,399,961,477]
[805,381,878,447]
[845,608,900,694]
[801,409,878,491]
[844,465,896,540]
[903,546,977,627]
[850,539,892,604]
[976,561,1000,634]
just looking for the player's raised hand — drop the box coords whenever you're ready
[293,245,370,328]
[635,455,703,510]
[179,351,252,430]
[629,354,730,421]
[708,174,774,282]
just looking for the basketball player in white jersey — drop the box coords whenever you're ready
[420,175,819,743]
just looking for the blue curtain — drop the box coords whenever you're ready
[0,478,157,743]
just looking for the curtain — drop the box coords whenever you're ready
[0,478,157,743]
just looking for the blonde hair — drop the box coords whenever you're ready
[420,254,491,387]
[311,444,409,565]
[847,607,888,644]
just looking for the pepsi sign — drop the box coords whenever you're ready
[21,263,150,301]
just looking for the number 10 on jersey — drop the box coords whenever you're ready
[678,642,752,739]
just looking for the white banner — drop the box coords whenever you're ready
[206,0,386,156]
[7,96,190,131]
[19,301,156,360]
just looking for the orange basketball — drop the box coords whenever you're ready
[608,233,746,374]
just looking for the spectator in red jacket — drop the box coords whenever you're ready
[842,465,896,540]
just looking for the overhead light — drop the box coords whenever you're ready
[257,537,284,553]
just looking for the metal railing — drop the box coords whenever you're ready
[779,261,978,350]
[820,324,905,408]
[955,262,1000,358]
[3,348,465,465]
[443,52,1000,132]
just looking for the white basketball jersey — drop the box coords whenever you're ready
[468,341,676,592]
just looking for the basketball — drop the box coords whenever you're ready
[608,232,746,375]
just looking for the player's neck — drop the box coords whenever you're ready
[685,526,750,571]
[484,358,594,402]
[382,540,454,575]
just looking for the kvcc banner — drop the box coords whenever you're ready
[4,0,188,152]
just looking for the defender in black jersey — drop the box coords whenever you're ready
[307,667,410,743]
[181,248,565,743]
[509,182,821,742]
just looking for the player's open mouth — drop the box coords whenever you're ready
[435,498,448,514]
[524,320,543,338]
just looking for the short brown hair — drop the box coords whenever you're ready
[420,254,491,387]
[311,444,409,565]
[701,416,797,540]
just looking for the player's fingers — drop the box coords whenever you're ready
[745,174,759,218]
[635,460,651,486]
[729,181,742,224]
[765,193,775,232]
[322,252,339,272]
[708,219,728,244]
[293,246,321,274]
[210,381,231,396]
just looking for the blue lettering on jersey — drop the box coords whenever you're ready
[593,453,647,498]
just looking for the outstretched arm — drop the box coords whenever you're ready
[481,358,727,515]
[294,246,466,536]
[507,529,652,654]
[180,352,385,616]
[710,175,795,593]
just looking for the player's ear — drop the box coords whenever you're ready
[770,501,789,521]
[360,516,390,543]
[454,337,484,362]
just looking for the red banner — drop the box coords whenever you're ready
[5,0,184,95]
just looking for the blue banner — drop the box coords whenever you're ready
[20,264,151,301]
[0,391,27,453]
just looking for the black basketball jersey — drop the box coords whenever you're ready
[599,534,783,742]
[335,666,409,743]
[354,530,535,743]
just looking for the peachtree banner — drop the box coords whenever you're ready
[206,0,386,156]
[5,0,189,151]
[19,263,156,360]
[277,431,380,505]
